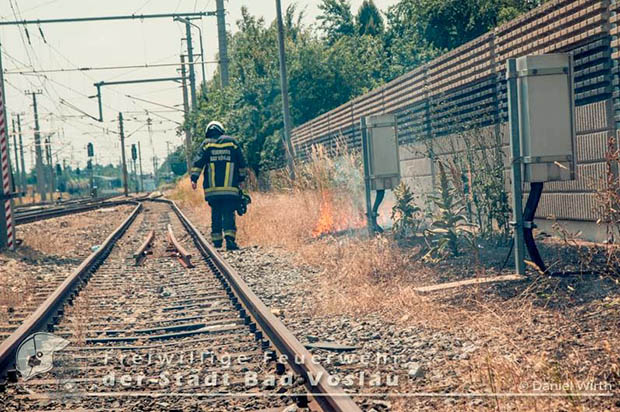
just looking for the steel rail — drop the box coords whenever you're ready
[14,194,150,225]
[166,199,362,412]
[133,230,154,266]
[167,223,194,268]
[14,194,120,211]
[15,199,132,225]
[0,202,142,386]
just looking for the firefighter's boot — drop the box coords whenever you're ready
[225,237,239,251]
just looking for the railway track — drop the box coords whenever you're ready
[14,195,147,225]
[0,200,360,411]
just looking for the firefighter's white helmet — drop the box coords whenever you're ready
[205,121,225,137]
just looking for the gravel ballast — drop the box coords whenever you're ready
[222,247,488,411]
[0,205,135,327]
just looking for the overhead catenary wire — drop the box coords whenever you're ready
[1,3,197,174]
[7,0,104,166]
[125,93,184,112]
[4,60,219,75]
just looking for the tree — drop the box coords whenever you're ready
[356,0,384,37]
[396,0,547,51]
[317,0,355,44]
[384,0,441,78]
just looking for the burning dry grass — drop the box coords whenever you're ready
[169,175,365,249]
[168,142,366,245]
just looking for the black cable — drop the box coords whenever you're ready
[500,237,514,271]
[523,182,547,272]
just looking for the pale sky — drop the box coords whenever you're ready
[0,1,398,173]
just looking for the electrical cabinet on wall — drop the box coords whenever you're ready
[363,114,401,190]
[516,54,577,182]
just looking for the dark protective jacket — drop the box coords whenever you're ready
[190,136,247,200]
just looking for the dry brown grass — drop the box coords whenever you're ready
[170,177,619,409]
[169,175,364,249]
[295,232,618,410]
[12,186,76,206]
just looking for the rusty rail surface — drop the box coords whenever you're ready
[15,194,151,226]
[166,199,362,412]
[0,202,142,385]
[133,230,155,265]
[15,199,131,225]
[167,223,194,268]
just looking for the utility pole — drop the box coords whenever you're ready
[11,118,21,199]
[27,90,46,200]
[275,0,296,180]
[132,156,137,193]
[118,112,129,196]
[180,55,192,172]
[138,141,144,193]
[216,0,230,87]
[88,159,94,196]
[87,142,94,197]
[29,146,34,202]
[153,156,159,182]
[147,117,157,183]
[45,135,55,200]
[17,114,26,197]
[166,141,172,177]
[184,21,197,108]
[507,58,526,275]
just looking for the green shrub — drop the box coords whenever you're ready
[391,182,422,240]
[423,161,478,261]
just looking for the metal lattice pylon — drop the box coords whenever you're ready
[0,83,15,250]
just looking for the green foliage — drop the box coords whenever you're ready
[318,0,356,44]
[424,162,478,261]
[356,0,384,36]
[391,182,422,239]
[187,5,387,177]
[157,146,187,177]
[390,0,548,51]
[432,127,511,241]
[383,2,441,79]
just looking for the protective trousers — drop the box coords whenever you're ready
[209,198,237,243]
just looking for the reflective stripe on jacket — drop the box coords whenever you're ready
[190,136,247,200]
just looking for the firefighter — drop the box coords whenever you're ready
[191,121,247,251]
